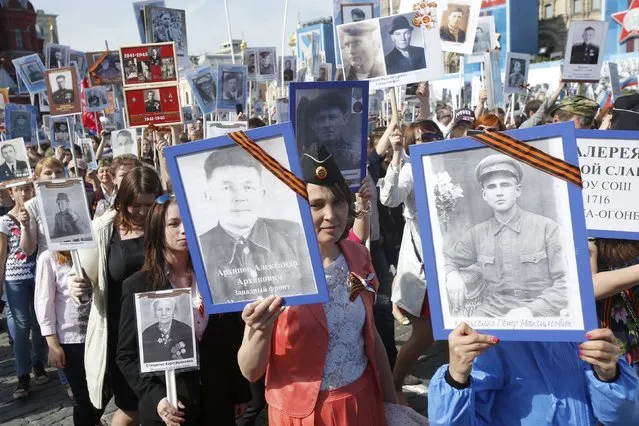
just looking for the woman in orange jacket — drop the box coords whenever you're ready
[237,144,397,425]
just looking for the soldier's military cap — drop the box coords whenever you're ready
[475,154,523,183]
[549,96,598,118]
[301,143,344,185]
[340,21,378,36]
[307,91,349,119]
[56,192,70,202]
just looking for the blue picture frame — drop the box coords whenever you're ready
[4,104,38,146]
[49,116,74,149]
[163,122,329,314]
[186,66,218,115]
[289,80,369,191]
[12,54,47,94]
[216,64,248,113]
[410,122,597,342]
[576,129,639,241]
[132,0,165,43]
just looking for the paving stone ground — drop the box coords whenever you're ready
[0,315,445,425]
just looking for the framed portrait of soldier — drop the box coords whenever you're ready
[409,122,598,342]
[85,51,123,86]
[162,123,329,314]
[45,43,71,70]
[80,138,98,169]
[576,129,639,241]
[563,20,608,82]
[12,54,47,94]
[314,63,333,81]
[38,92,50,113]
[279,56,297,83]
[35,178,95,251]
[290,81,369,190]
[467,15,496,64]
[504,53,530,95]
[437,0,480,55]
[70,49,88,80]
[134,288,198,373]
[123,83,183,127]
[216,64,248,112]
[111,129,139,158]
[49,117,74,149]
[44,67,82,117]
[243,48,258,81]
[84,86,109,113]
[182,106,194,124]
[4,104,37,146]
[144,6,188,59]
[120,42,178,86]
[257,48,277,82]
[0,138,32,183]
[133,0,166,43]
[186,66,218,115]
[341,3,374,24]
[204,121,247,139]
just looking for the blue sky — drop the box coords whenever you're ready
[32,0,331,56]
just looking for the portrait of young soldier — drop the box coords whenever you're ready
[51,73,75,105]
[52,192,89,239]
[444,154,568,319]
[440,6,467,43]
[198,147,314,303]
[570,26,599,65]
[9,112,32,144]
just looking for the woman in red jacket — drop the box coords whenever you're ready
[237,144,397,425]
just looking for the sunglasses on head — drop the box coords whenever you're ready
[155,193,175,205]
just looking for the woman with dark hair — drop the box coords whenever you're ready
[379,120,443,403]
[71,167,163,426]
[92,158,116,218]
[473,113,506,132]
[117,194,249,425]
[237,144,402,424]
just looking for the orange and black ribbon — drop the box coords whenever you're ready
[469,130,583,188]
[228,131,309,201]
[88,51,109,85]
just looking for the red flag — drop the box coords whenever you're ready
[81,78,102,135]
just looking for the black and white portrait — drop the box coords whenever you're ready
[504,53,530,94]
[0,138,31,182]
[80,138,97,169]
[124,58,139,81]
[90,52,122,83]
[257,48,276,81]
[294,88,364,186]
[49,70,75,106]
[341,3,374,24]
[437,1,480,55]
[36,179,94,251]
[193,73,216,105]
[221,72,243,101]
[570,26,600,65]
[39,92,50,113]
[175,139,317,304]
[244,48,257,81]
[6,109,33,144]
[46,43,70,69]
[182,106,194,123]
[85,86,109,113]
[51,118,71,148]
[468,15,496,63]
[315,63,332,81]
[418,140,583,331]
[439,4,469,44]
[380,14,427,75]
[281,56,296,82]
[20,61,44,84]
[134,289,198,373]
[338,20,385,80]
[161,58,175,79]
[144,89,161,113]
[563,20,608,81]
[145,6,188,57]
[111,129,138,158]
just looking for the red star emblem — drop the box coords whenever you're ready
[612,0,639,44]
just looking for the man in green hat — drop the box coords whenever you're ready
[550,95,598,129]
[444,154,568,319]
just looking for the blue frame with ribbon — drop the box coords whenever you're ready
[163,122,329,314]
[410,122,597,342]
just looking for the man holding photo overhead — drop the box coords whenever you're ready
[384,15,426,75]
[198,148,314,303]
[444,154,568,319]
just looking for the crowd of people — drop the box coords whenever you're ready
[1,77,639,426]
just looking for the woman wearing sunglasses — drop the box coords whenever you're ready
[378,119,444,404]
[116,194,249,425]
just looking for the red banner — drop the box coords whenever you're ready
[123,84,182,128]
[120,42,178,87]
[481,0,506,8]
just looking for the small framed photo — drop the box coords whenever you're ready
[163,123,329,314]
[204,121,247,139]
[120,42,178,87]
[216,64,248,112]
[410,122,597,342]
[134,288,198,373]
[182,106,194,124]
[45,43,71,69]
[12,54,47,94]
[341,3,374,24]
[563,20,608,82]
[70,50,88,80]
[290,81,369,190]
[84,86,109,113]
[80,138,98,169]
[279,56,297,83]
[133,0,166,43]
[44,67,82,117]
[50,117,73,148]
[85,51,123,86]
[186,66,218,115]
[576,129,639,240]
[504,52,530,95]
[0,138,32,182]
[4,104,37,146]
[314,63,332,81]
[38,92,50,113]
[244,48,258,81]
[438,0,481,55]
[257,48,277,82]
[123,84,182,128]
[35,178,95,251]
[467,15,496,64]
[111,129,139,158]
[144,6,188,58]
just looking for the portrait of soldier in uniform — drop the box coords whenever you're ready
[341,4,373,24]
[112,129,136,157]
[86,88,107,109]
[440,6,467,43]
[382,15,426,75]
[22,63,44,84]
[193,74,217,105]
[283,59,294,82]
[222,72,242,101]
[197,147,314,303]
[570,26,599,65]
[259,50,275,76]
[339,21,385,80]
[507,58,526,89]
[9,112,32,144]
[51,73,75,105]
[153,11,180,43]
[472,25,491,55]
[444,154,568,319]
[145,90,161,112]
[52,192,90,239]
